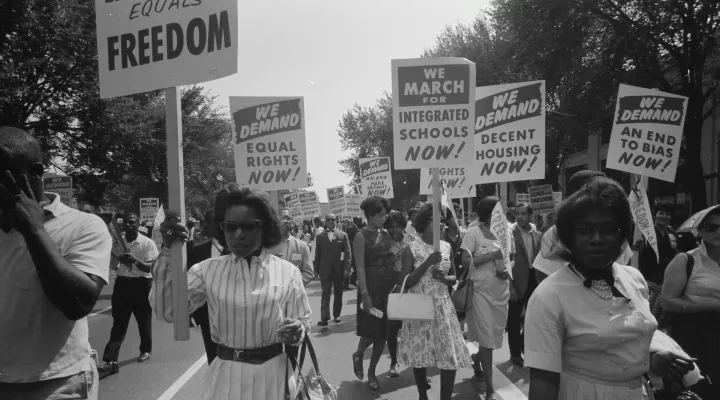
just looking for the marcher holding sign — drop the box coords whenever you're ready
[420,167,477,198]
[95,0,238,99]
[392,58,476,169]
[606,84,688,182]
[359,157,394,198]
[472,81,546,184]
[231,97,308,191]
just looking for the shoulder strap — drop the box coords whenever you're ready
[681,252,695,295]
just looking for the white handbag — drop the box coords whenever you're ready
[387,275,435,321]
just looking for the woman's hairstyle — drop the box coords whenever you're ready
[360,196,390,218]
[555,177,632,256]
[384,211,407,230]
[414,202,438,234]
[476,196,499,225]
[213,184,282,249]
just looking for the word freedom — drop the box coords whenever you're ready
[106,11,232,71]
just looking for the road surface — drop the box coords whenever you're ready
[89,273,530,399]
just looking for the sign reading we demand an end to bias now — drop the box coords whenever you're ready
[359,157,394,198]
[95,0,238,98]
[473,80,546,184]
[606,84,688,182]
[392,58,476,169]
[230,97,308,191]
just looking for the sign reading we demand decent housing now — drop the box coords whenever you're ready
[95,0,238,99]
[392,58,476,169]
[606,84,688,182]
[473,80,546,184]
[231,97,308,191]
[359,157,394,198]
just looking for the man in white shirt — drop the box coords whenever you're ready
[0,126,111,400]
[98,211,159,373]
[268,208,314,284]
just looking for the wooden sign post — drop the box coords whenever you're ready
[432,168,441,251]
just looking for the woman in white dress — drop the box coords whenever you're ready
[525,177,694,400]
[151,184,311,400]
[461,196,510,399]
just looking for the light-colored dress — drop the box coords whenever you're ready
[524,263,657,400]
[151,248,312,400]
[398,239,472,370]
[462,226,510,349]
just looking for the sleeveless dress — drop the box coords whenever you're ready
[356,228,393,340]
[397,239,472,370]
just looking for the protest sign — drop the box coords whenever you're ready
[345,194,363,216]
[95,0,238,99]
[490,202,513,279]
[327,186,346,215]
[629,181,659,263]
[392,58,476,169]
[529,184,555,214]
[139,198,160,226]
[606,84,688,182]
[552,192,563,211]
[43,174,73,206]
[420,167,476,197]
[472,80,546,184]
[359,157,394,198]
[516,193,530,205]
[151,204,165,250]
[283,193,302,219]
[297,191,320,220]
[230,97,307,191]
[319,203,331,218]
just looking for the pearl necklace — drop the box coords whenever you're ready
[572,266,613,300]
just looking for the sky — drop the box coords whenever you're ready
[201,0,490,202]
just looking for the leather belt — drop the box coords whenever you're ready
[215,343,285,364]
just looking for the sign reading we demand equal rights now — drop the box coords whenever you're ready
[606,85,688,183]
[95,0,238,99]
[392,58,476,169]
[359,157,394,198]
[473,80,546,184]
[230,97,308,191]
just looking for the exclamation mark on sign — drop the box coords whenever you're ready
[292,166,301,181]
[455,142,465,158]
[459,177,466,186]
[527,156,538,172]
[661,160,672,172]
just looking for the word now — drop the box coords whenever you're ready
[617,153,672,172]
[404,142,466,161]
[478,156,539,175]
[107,11,231,71]
[248,167,302,184]
[366,189,390,196]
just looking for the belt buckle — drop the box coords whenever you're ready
[233,349,245,361]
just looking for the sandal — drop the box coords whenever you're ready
[368,374,380,391]
[351,352,364,380]
[388,363,399,378]
[471,354,485,381]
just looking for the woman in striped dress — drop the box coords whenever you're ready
[151,185,312,400]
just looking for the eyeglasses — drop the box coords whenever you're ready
[703,222,720,233]
[219,220,262,233]
[326,218,336,222]
[574,225,622,238]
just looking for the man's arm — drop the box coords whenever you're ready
[342,232,352,275]
[299,241,314,285]
[313,233,323,272]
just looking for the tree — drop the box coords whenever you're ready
[337,93,422,210]
[491,0,720,211]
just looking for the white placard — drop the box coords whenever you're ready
[139,198,160,226]
[359,157,394,198]
[327,186,346,215]
[344,194,363,217]
[419,167,476,198]
[529,184,554,214]
[43,174,73,206]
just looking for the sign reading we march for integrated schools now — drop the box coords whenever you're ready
[419,167,476,198]
[359,157,394,198]
[139,198,160,226]
[392,58,476,169]
[230,97,308,191]
[327,186,346,215]
[473,80,546,184]
[284,191,319,220]
[95,0,238,98]
[606,84,688,183]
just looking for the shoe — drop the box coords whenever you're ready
[138,352,151,363]
[388,363,399,378]
[352,352,364,380]
[333,318,342,324]
[368,374,380,391]
[98,361,119,374]
[510,356,524,367]
[317,320,328,327]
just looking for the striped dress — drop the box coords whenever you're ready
[151,247,312,400]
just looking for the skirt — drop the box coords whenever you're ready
[201,354,294,400]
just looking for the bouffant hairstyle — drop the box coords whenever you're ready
[360,196,390,219]
[476,196,499,225]
[213,184,282,249]
[414,202,441,234]
[384,211,407,230]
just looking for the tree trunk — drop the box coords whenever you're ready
[682,94,708,212]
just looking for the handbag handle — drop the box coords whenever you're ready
[296,337,323,377]
[400,274,425,296]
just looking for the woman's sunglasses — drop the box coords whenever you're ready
[219,220,262,233]
[703,222,720,233]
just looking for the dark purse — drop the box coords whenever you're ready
[645,375,703,400]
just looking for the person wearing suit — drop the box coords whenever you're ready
[314,213,352,326]
[267,208,314,285]
[344,217,361,289]
[186,210,227,365]
[507,203,542,367]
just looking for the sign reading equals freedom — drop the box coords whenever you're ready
[230,97,308,191]
[392,58,476,169]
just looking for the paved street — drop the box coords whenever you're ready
[90,274,530,400]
